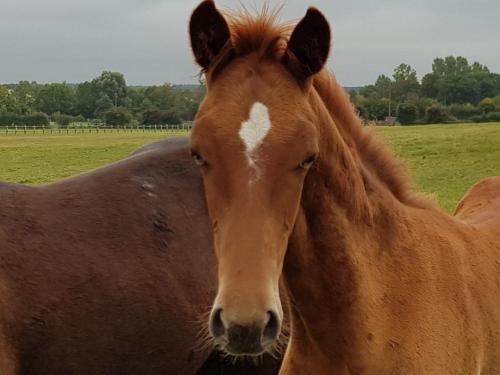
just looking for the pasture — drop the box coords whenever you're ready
[0,123,499,213]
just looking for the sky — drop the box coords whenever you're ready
[1,0,499,87]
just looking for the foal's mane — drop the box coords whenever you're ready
[219,7,433,209]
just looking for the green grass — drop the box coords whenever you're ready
[0,132,183,185]
[1,123,499,213]
[377,123,500,212]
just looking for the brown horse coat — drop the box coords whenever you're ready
[0,137,280,374]
[187,2,500,373]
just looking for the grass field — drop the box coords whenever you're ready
[0,132,179,185]
[377,123,500,212]
[1,123,499,213]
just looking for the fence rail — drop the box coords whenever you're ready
[0,124,192,135]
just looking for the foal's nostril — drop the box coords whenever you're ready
[210,308,226,337]
[209,308,280,355]
[262,310,280,345]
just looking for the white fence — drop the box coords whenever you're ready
[0,123,192,135]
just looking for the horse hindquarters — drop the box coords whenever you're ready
[454,176,500,227]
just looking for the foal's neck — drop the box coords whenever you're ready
[282,98,412,368]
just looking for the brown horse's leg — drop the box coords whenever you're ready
[0,343,17,375]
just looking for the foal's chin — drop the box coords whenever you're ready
[212,325,280,358]
[215,339,275,358]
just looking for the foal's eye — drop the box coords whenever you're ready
[191,151,206,167]
[299,154,317,170]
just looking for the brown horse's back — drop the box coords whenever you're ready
[454,176,500,228]
[0,137,280,375]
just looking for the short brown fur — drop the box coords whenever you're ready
[189,3,500,374]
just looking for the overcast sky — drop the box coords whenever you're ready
[1,0,499,86]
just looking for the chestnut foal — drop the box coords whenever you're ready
[189,1,500,374]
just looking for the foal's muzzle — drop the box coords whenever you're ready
[209,308,281,355]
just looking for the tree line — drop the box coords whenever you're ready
[1,55,500,127]
[351,56,500,124]
[0,71,205,127]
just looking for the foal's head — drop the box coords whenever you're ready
[189,1,330,356]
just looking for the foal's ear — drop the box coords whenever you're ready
[189,0,231,70]
[283,7,331,83]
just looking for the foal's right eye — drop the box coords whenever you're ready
[299,154,317,170]
[191,151,206,167]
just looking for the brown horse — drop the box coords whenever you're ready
[188,1,500,373]
[0,137,281,374]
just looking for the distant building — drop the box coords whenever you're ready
[384,116,398,126]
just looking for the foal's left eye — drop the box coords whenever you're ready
[299,154,317,169]
[191,151,206,166]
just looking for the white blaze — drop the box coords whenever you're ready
[239,102,272,166]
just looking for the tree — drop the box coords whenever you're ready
[144,84,176,109]
[0,87,20,114]
[493,96,500,111]
[392,63,419,103]
[397,103,418,124]
[170,87,205,121]
[393,63,418,83]
[413,97,439,120]
[449,104,481,120]
[358,84,378,98]
[425,105,449,123]
[352,96,390,121]
[374,75,392,98]
[52,113,84,128]
[0,113,20,126]
[75,81,97,118]
[91,71,127,107]
[139,98,156,112]
[126,88,152,115]
[420,73,440,99]
[479,98,495,113]
[94,94,114,119]
[471,62,489,73]
[14,81,38,114]
[142,109,182,125]
[420,56,499,104]
[34,83,75,115]
[472,71,498,101]
[104,107,132,126]
[24,112,50,126]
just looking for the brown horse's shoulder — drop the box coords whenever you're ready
[0,181,35,193]
[0,136,217,374]
[454,176,500,227]
[129,136,190,157]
